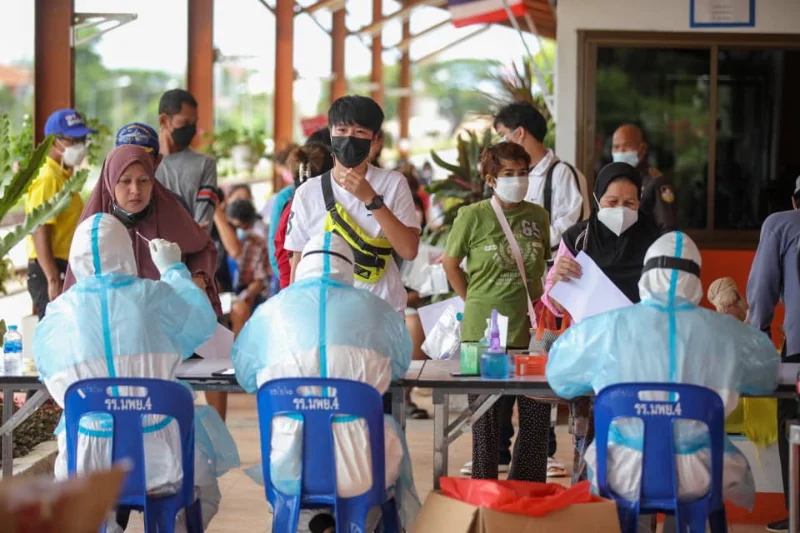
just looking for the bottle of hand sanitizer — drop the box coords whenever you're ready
[480,310,509,379]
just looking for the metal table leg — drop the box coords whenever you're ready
[433,389,449,490]
[2,386,13,478]
[790,423,800,533]
[390,385,406,430]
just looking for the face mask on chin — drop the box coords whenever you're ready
[112,202,153,229]
[236,228,249,241]
[170,123,197,149]
[330,135,372,168]
[493,176,529,204]
[611,150,640,168]
[597,206,639,236]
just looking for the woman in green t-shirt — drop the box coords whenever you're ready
[442,142,552,482]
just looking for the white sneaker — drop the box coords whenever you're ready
[460,461,509,475]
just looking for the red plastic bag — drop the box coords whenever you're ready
[439,478,604,518]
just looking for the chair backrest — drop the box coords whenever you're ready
[64,378,196,508]
[256,378,387,515]
[594,382,725,511]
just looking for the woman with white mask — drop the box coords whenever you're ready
[541,161,661,481]
[442,142,552,482]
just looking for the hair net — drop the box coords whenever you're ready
[638,231,703,304]
[69,214,138,280]
[295,232,355,284]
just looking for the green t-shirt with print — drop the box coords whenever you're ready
[445,199,551,348]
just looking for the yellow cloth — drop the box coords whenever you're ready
[725,397,778,448]
[25,157,84,260]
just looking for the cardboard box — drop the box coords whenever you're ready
[0,464,128,533]
[414,490,621,533]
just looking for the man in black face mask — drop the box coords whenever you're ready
[155,89,218,232]
[285,95,421,313]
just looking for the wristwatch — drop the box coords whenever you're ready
[365,195,385,211]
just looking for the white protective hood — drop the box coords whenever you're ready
[69,213,138,281]
[638,231,703,304]
[294,232,355,284]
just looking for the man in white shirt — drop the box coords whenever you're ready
[494,102,590,253]
[285,95,421,311]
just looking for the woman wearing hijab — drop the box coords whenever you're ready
[541,161,661,481]
[63,144,220,315]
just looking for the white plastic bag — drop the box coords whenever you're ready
[421,306,461,360]
[400,244,448,296]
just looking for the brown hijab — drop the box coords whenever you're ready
[63,145,221,315]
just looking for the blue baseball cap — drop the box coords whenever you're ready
[44,109,96,138]
[115,123,160,157]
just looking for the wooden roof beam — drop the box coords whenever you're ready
[352,0,447,37]
[388,19,449,51]
[415,25,489,66]
[298,0,347,15]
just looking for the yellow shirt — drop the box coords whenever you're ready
[25,157,84,260]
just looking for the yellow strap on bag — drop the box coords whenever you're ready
[321,171,393,284]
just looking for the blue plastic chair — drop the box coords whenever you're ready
[594,383,728,533]
[256,377,401,533]
[64,378,203,533]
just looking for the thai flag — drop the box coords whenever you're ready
[448,0,526,28]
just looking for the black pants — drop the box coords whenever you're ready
[499,396,556,464]
[471,394,550,481]
[778,396,798,509]
[27,258,68,319]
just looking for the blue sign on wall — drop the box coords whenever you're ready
[690,0,755,28]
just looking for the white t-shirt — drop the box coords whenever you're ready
[525,149,590,249]
[285,165,421,311]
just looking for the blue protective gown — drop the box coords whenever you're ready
[34,213,239,530]
[546,231,779,508]
[232,232,421,529]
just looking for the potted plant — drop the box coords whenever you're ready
[202,128,267,176]
[424,129,494,246]
[230,128,267,175]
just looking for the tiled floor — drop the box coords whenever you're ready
[124,392,772,532]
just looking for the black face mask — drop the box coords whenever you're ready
[112,202,154,229]
[171,124,197,149]
[330,135,372,168]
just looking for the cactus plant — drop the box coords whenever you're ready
[0,115,90,308]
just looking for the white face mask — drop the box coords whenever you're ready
[597,206,639,236]
[493,176,529,204]
[611,150,640,168]
[62,142,88,168]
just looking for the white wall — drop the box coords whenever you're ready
[555,0,800,164]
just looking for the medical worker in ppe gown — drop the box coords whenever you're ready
[231,232,421,531]
[34,213,240,533]
[546,231,778,514]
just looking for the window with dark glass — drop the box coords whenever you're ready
[587,36,800,242]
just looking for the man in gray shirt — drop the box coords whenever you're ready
[156,89,218,230]
[747,176,800,533]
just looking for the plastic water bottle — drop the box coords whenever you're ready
[3,325,22,375]
[480,310,509,379]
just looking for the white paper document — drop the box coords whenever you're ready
[195,324,234,360]
[548,251,633,323]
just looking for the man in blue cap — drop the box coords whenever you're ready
[26,108,95,318]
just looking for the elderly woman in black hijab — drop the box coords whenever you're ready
[541,161,662,481]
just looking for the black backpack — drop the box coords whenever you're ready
[543,160,585,224]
